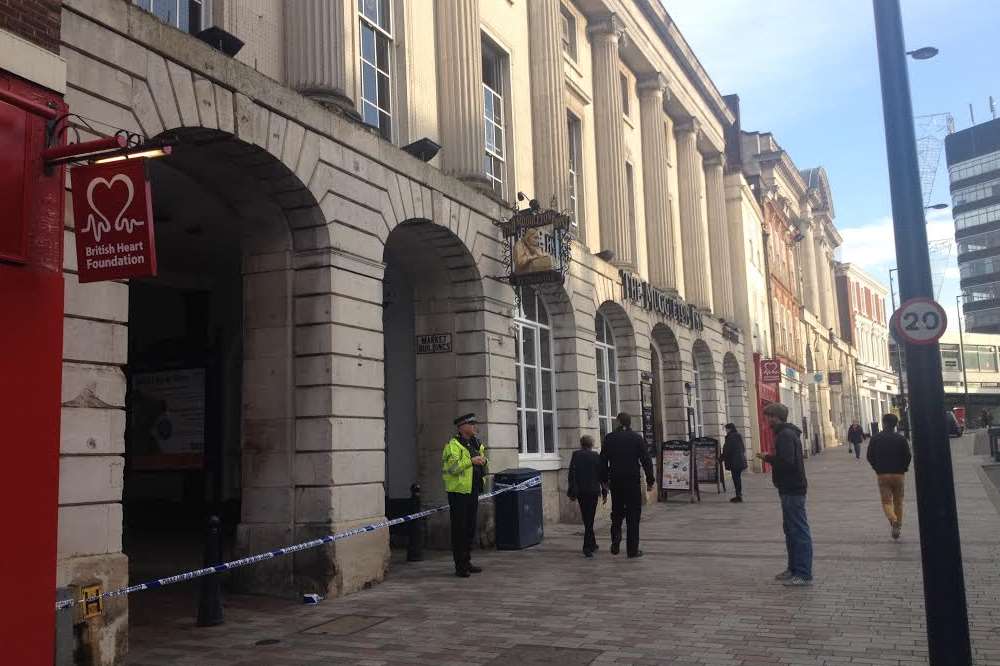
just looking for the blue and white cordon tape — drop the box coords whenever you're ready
[54,475,541,612]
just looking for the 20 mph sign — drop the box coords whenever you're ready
[892,297,948,345]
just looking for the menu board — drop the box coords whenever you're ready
[693,437,720,485]
[661,442,691,491]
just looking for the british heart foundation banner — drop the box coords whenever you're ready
[71,158,157,283]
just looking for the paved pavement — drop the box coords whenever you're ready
[129,435,1000,665]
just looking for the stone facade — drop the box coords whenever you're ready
[52,0,749,661]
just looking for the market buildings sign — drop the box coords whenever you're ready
[71,158,157,283]
[619,270,704,331]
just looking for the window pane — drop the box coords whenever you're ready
[517,409,524,454]
[536,295,549,325]
[378,0,392,30]
[600,418,608,439]
[543,413,555,453]
[540,330,551,368]
[523,327,536,367]
[362,102,379,128]
[153,0,177,26]
[542,370,553,410]
[596,348,605,380]
[525,366,538,409]
[608,350,617,381]
[522,289,537,321]
[361,24,376,63]
[597,380,607,417]
[360,0,378,22]
[596,315,606,343]
[377,35,391,72]
[377,72,391,110]
[378,112,391,140]
[609,382,618,415]
[515,329,521,363]
[362,64,377,101]
[525,411,539,454]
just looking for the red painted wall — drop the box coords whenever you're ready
[0,70,67,665]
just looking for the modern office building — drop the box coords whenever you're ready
[947,117,1000,332]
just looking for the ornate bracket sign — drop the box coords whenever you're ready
[495,201,572,288]
[71,158,157,283]
[619,270,704,331]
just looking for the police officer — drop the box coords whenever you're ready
[600,412,655,558]
[442,413,488,577]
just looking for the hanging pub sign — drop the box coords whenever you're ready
[495,197,572,288]
[619,270,704,331]
[71,158,157,283]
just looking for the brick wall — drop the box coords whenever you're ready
[0,0,61,52]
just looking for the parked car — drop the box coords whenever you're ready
[946,410,964,438]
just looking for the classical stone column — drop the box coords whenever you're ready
[638,73,678,292]
[704,153,734,320]
[816,238,834,327]
[588,14,634,269]
[821,247,839,330]
[675,119,713,310]
[285,0,357,116]
[527,0,570,209]
[800,217,821,315]
[434,0,488,187]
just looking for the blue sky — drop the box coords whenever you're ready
[665,0,1000,323]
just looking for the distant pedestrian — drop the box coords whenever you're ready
[866,413,912,540]
[441,413,488,578]
[600,412,655,558]
[756,402,813,587]
[847,422,865,460]
[567,435,607,557]
[981,409,993,430]
[721,423,747,503]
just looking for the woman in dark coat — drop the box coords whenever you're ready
[722,423,748,503]
[847,423,865,460]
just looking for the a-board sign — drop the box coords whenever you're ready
[693,437,720,484]
[661,441,691,491]
[416,333,452,354]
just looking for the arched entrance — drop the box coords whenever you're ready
[382,220,494,545]
[123,128,326,620]
[651,323,685,441]
[723,352,746,431]
[691,340,717,438]
[595,302,640,438]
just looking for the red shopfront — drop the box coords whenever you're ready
[754,353,779,466]
[0,70,67,662]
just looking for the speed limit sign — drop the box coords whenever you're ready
[893,297,948,345]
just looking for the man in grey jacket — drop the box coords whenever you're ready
[756,402,813,587]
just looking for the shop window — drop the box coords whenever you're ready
[595,312,618,439]
[567,112,583,230]
[359,0,393,141]
[482,39,509,199]
[134,0,205,34]
[515,287,556,456]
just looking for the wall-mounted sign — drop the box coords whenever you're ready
[495,201,572,288]
[619,270,704,331]
[71,158,157,283]
[760,358,782,384]
[813,372,824,384]
[829,371,843,385]
[416,333,452,354]
[128,368,205,470]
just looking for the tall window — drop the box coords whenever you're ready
[515,288,556,456]
[595,313,618,438]
[692,351,704,437]
[567,112,583,229]
[620,73,630,117]
[359,0,393,141]
[560,6,577,60]
[134,0,204,33]
[625,162,636,231]
[483,40,507,198]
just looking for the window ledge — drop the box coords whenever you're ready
[515,457,562,471]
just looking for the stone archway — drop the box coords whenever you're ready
[723,352,747,434]
[651,323,686,440]
[596,301,642,435]
[692,339,721,439]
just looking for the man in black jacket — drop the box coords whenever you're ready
[722,423,748,503]
[756,402,812,587]
[866,413,912,540]
[600,412,655,558]
[567,435,607,557]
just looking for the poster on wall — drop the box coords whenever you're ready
[693,437,724,493]
[660,440,698,502]
[640,376,656,459]
[129,368,206,470]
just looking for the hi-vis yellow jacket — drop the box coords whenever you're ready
[441,436,488,494]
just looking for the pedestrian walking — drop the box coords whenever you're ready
[567,435,607,557]
[600,412,655,559]
[981,409,993,430]
[721,423,747,503]
[441,413,488,578]
[866,413,912,540]
[847,422,865,460]
[756,402,813,587]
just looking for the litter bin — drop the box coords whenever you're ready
[493,468,542,550]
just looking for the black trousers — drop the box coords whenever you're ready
[447,491,479,570]
[609,480,642,556]
[577,493,599,553]
[731,469,744,497]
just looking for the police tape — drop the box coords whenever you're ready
[54,475,541,612]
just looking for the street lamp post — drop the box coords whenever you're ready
[957,293,971,426]
[872,2,971,664]
[888,268,908,432]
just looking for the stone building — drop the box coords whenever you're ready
[10,0,753,661]
[836,263,898,433]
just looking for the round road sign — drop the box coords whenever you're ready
[892,297,948,345]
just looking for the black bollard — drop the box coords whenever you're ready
[407,483,424,562]
[196,515,224,627]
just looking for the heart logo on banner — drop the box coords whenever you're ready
[84,174,135,243]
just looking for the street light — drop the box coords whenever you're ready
[957,293,971,427]
[925,203,949,210]
[888,268,908,432]
[906,46,939,60]
[873,2,970,663]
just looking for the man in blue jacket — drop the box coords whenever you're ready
[756,402,813,587]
